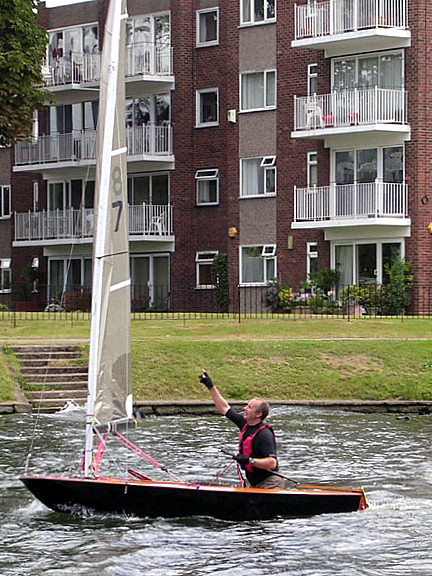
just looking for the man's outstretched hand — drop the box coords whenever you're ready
[199,370,214,389]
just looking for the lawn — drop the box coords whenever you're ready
[1,315,432,403]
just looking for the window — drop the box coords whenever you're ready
[307,242,318,278]
[240,245,276,285]
[241,70,276,111]
[0,259,11,293]
[195,251,218,288]
[196,88,219,126]
[33,182,39,212]
[195,169,219,205]
[334,146,403,186]
[333,241,403,287]
[241,0,276,25]
[241,156,276,197]
[307,152,318,187]
[332,52,403,92]
[308,64,318,96]
[128,173,169,205]
[197,8,219,46]
[0,186,11,218]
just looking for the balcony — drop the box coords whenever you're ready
[14,204,173,246]
[14,124,173,173]
[292,181,409,229]
[292,0,410,57]
[42,43,174,102]
[292,87,409,140]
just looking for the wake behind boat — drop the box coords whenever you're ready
[20,0,368,521]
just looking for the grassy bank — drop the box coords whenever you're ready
[1,316,432,403]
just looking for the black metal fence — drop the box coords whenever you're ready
[1,282,432,320]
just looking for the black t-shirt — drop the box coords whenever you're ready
[225,407,278,486]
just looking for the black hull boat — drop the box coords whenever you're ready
[21,475,367,521]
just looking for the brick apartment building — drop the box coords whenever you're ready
[4,0,432,312]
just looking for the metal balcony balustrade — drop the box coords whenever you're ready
[294,0,408,41]
[42,42,173,86]
[293,87,407,134]
[15,124,172,166]
[294,181,408,225]
[14,204,173,242]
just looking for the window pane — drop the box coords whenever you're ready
[382,243,400,283]
[152,174,169,204]
[356,149,377,183]
[242,247,264,283]
[242,73,264,110]
[357,244,376,284]
[335,151,354,185]
[199,11,217,43]
[267,0,276,19]
[335,245,353,287]
[265,167,276,193]
[200,92,217,123]
[332,59,355,91]
[198,263,213,286]
[266,257,276,281]
[383,147,403,183]
[380,53,403,89]
[242,158,263,196]
[266,71,276,106]
[198,180,218,203]
[255,0,265,21]
[242,0,251,22]
[358,56,378,89]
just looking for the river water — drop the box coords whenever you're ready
[1,406,432,576]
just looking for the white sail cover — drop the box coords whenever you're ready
[87,0,131,426]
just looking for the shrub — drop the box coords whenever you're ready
[211,252,230,313]
[380,258,413,315]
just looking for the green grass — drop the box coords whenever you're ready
[0,346,21,402]
[1,316,432,403]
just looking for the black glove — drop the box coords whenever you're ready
[199,371,214,389]
[233,453,250,468]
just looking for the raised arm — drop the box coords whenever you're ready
[199,370,230,415]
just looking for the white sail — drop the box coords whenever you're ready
[85,0,130,475]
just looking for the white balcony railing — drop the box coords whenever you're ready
[14,204,173,242]
[294,87,407,132]
[294,0,408,41]
[294,181,407,223]
[42,42,173,86]
[15,124,173,166]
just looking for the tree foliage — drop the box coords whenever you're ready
[0,0,48,146]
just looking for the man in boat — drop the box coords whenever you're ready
[200,370,285,489]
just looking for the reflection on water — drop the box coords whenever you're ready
[1,407,432,575]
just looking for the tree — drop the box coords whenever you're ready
[211,252,230,313]
[0,0,48,146]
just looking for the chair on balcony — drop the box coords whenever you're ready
[305,101,324,129]
[150,209,167,235]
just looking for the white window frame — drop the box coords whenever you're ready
[195,251,218,289]
[195,169,219,206]
[0,259,11,293]
[196,8,219,47]
[0,186,11,219]
[308,63,318,96]
[240,70,276,112]
[331,240,404,286]
[240,156,277,198]
[307,151,318,187]
[196,88,219,127]
[241,0,276,25]
[307,242,318,278]
[33,182,39,212]
[240,244,277,286]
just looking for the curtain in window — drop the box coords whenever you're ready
[242,73,264,109]
[335,245,353,287]
[242,247,264,283]
[242,159,262,196]
[379,53,403,90]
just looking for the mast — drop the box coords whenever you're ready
[84,0,130,477]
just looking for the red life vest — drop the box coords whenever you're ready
[238,423,275,473]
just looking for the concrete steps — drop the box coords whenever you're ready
[10,345,88,413]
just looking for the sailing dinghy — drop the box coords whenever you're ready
[21,0,368,521]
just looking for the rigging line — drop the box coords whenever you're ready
[92,425,129,481]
